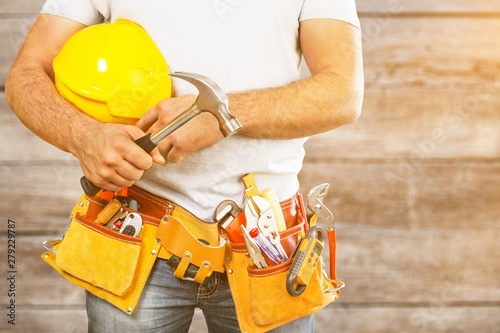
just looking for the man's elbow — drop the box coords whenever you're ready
[5,67,17,111]
[340,85,364,125]
[323,67,364,127]
[6,59,51,111]
[5,64,27,113]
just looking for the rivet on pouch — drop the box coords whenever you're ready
[151,249,157,255]
[156,237,162,243]
[127,308,132,313]
[227,269,233,274]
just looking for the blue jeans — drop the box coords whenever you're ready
[87,259,314,333]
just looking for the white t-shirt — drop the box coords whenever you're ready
[41,0,360,221]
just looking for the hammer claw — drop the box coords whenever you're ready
[170,72,242,137]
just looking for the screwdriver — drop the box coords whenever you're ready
[249,228,285,265]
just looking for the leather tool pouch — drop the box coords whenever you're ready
[41,187,227,314]
[41,193,162,314]
[224,195,344,333]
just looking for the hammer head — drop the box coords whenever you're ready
[169,72,242,137]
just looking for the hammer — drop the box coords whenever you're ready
[81,72,242,197]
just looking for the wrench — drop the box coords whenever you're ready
[307,183,335,231]
[307,183,336,279]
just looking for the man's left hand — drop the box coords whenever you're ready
[136,94,224,163]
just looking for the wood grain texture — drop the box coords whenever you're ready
[2,306,500,333]
[1,0,498,15]
[356,0,500,15]
[0,309,88,333]
[0,18,35,87]
[2,16,500,87]
[0,238,85,306]
[0,94,71,161]
[299,161,500,230]
[1,1,499,332]
[0,0,44,14]
[305,88,500,160]
[0,165,82,232]
[316,305,500,333]
[360,18,500,89]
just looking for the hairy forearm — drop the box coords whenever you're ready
[230,70,363,139]
[5,62,98,155]
[7,61,162,190]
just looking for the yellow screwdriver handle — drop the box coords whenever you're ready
[261,188,287,233]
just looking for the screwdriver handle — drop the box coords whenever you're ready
[261,188,287,233]
[80,133,158,197]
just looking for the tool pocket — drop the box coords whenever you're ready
[225,207,342,333]
[56,213,141,296]
[42,193,162,314]
[246,258,325,326]
[245,221,325,326]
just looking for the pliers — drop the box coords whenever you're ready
[240,225,268,268]
[244,196,288,260]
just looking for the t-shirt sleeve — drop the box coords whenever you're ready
[299,0,361,29]
[40,0,104,26]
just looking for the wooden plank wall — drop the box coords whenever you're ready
[1,1,499,332]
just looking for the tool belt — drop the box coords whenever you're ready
[41,185,229,313]
[41,176,343,332]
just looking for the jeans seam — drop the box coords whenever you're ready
[197,273,222,303]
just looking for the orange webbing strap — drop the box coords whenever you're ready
[327,229,337,281]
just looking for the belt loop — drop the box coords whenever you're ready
[173,251,192,280]
[193,261,211,283]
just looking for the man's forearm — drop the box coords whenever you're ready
[6,64,160,191]
[229,69,364,139]
[6,62,98,156]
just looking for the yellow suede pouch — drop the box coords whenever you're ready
[41,194,161,314]
[56,214,141,295]
[224,218,343,333]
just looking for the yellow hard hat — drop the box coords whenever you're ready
[53,20,171,124]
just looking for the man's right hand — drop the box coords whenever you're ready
[74,122,165,192]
